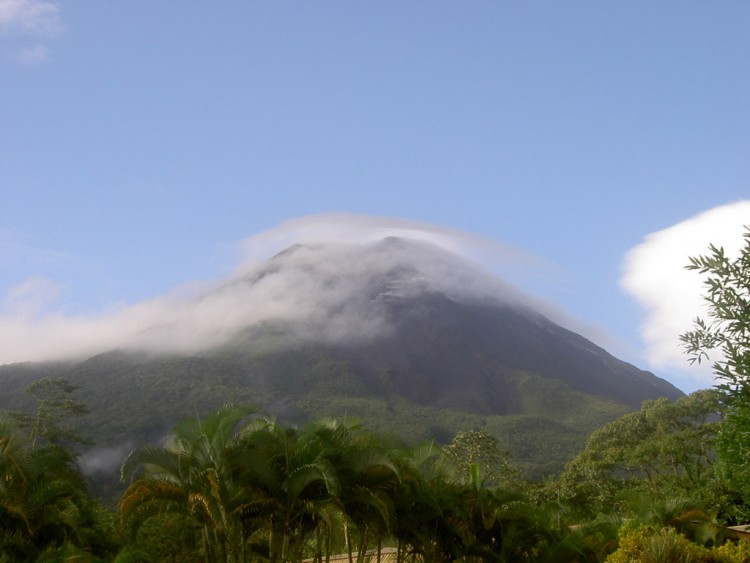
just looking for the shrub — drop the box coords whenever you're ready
[605,523,750,563]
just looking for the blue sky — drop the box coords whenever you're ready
[2,1,749,392]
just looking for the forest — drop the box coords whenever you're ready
[2,233,750,562]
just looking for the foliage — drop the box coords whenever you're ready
[0,417,117,561]
[715,403,750,506]
[681,230,750,399]
[120,407,404,562]
[4,375,749,562]
[606,524,703,563]
[119,403,611,562]
[8,377,90,449]
[681,229,750,509]
[606,522,750,563]
[295,379,628,480]
[443,429,520,487]
[0,348,633,488]
[119,404,257,562]
[560,390,723,517]
[713,538,750,562]
[389,441,569,562]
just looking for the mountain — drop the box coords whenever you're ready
[328,291,679,411]
[0,237,682,488]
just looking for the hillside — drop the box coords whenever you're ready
[0,238,683,489]
[0,298,681,485]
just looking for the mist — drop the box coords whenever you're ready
[0,214,568,365]
[79,441,134,475]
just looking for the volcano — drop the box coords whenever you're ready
[0,237,682,481]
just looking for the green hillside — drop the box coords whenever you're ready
[0,290,682,498]
[1,346,631,484]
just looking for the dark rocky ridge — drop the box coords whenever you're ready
[330,291,681,413]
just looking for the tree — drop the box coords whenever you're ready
[443,430,520,487]
[388,440,546,562]
[119,404,257,562]
[9,377,90,449]
[228,417,345,563]
[306,420,400,563]
[559,391,723,516]
[681,228,750,508]
[681,230,750,399]
[0,417,113,561]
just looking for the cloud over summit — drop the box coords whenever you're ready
[0,214,546,365]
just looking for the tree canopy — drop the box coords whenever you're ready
[681,227,750,509]
[681,229,750,399]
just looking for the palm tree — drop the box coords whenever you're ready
[119,404,256,562]
[0,418,103,561]
[228,417,344,562]
[304,419,401,563]
[389,441,465,561]
[391,445,567,563]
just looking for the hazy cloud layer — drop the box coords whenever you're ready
[0,214,559,365]
[79,442,134,474]
[621,200,750,389]
[0,0,62,64]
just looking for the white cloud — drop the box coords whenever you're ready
[0,213,561,365]
[620,200,750,390]
[237,213,545,276]
[0,0,62,64]
[79,442,134,474]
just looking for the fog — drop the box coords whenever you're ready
[0,214,563,365]
[79,441,134,475]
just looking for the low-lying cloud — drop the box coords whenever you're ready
[621,200,750,390]
[79,441,134,475]
[0,214,560,365]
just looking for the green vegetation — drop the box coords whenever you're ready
[291,376,629,480]
[2,385,750,561]
[5,230,750,560]
[8,377,91,449]
[0,383,117,562]
[559,390,725,518]
[681,229,750,506]
[0,348,632,486]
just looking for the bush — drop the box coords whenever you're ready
[606,523,750,563]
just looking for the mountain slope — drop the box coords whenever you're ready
[328,291,679,412]
[0,238,683,485]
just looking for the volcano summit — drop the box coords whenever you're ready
[0,229,682,479]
